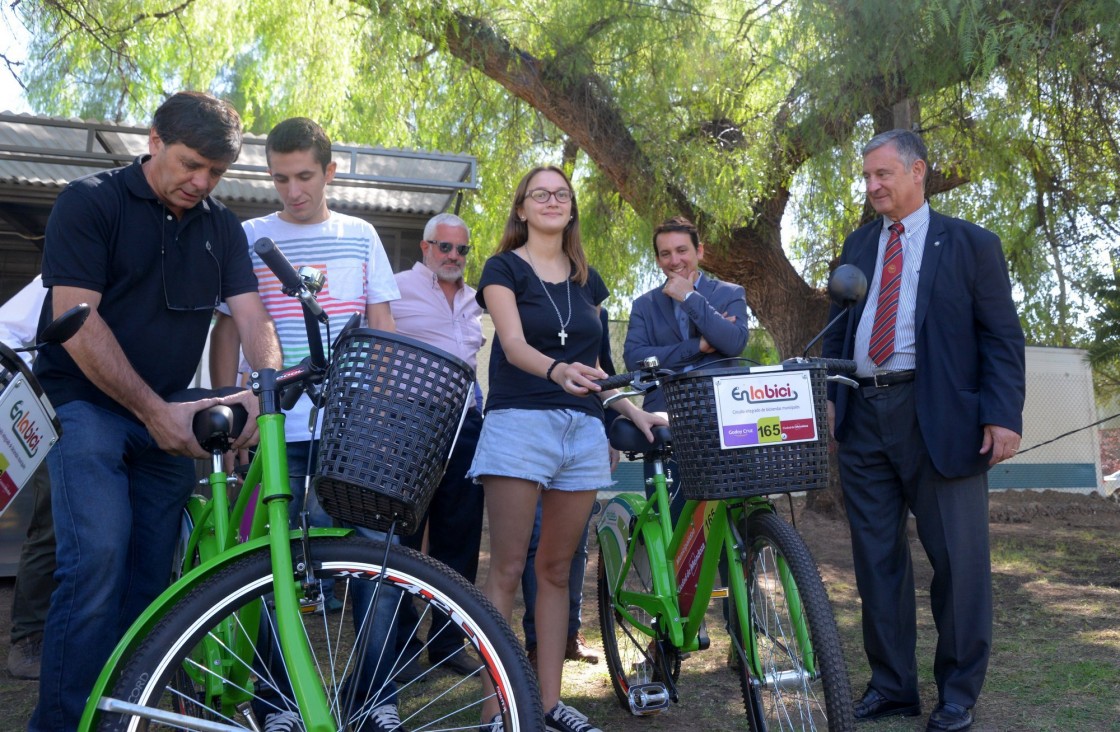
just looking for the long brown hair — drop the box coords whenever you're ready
[497,165,589,285]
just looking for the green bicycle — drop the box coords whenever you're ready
[593,267,867,731]
[76,238,543,732]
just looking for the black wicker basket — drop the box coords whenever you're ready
[313,329,474,534]
[661,363,829,500]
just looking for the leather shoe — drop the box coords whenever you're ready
[433,648,481,676]
[565,632,600,664]
[853,687,922,721]
[926,702,972,731]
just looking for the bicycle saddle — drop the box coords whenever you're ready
[168,386,249,453]
[608,417,672,454]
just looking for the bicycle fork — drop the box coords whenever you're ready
[725,508,817,702]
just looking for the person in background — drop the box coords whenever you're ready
[468,165,665,732]
[822,128,1025,732]
[623,215,749,520]
[1,277,53,681]
[520,307,618,668]
[207,116,404,732]
[31,91,281,732]
[389,212,487,679]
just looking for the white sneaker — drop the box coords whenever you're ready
[544,701,601,732]
[263,710,304,732]
[363,702,409,732]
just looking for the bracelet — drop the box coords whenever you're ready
[545,360,564,382]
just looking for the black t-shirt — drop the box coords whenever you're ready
[477,250,608,418]
[34,157,258,421]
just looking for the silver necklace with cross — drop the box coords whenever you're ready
[524,247,572,346]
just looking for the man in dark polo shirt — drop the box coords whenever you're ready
[30,91,281,732]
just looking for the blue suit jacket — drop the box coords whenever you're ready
[624,273,749,411]
[822,209,1026,479]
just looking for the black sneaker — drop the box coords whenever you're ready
[479,712,504,731]
[544,701,602,732]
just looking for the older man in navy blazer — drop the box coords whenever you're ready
[624,215,749,412]
[823,130,1025,732]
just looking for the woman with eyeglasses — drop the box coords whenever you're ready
[468,166,665,732]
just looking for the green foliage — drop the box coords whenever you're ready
[6,0,1120,365]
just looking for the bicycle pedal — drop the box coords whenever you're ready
[627,683,671,715]
[298,595,324,614]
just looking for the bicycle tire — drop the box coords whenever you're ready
[597,539,679,714]
[729,511,853,732]
[94,535,543,731]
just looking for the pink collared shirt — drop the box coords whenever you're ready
[390,261,485,370]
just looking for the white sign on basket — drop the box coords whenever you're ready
[0,376,58,517]
[711,369,817,450]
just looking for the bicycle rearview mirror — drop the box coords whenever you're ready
[37,303,91,346]
[828,264,867,308]
[801,265,869,356]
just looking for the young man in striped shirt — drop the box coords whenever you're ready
[208,116,403,732]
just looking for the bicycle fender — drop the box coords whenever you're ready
[78,527,353,732]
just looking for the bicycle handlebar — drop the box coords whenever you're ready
[595,372,641,391]
[782,356,858,374]
[593,355,859,396]
[254,237,328,325]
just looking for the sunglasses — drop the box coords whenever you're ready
[426,240,471,257]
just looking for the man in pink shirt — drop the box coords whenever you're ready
[391,213,487,678]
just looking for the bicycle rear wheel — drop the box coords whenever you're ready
[729,511,853,732]
[94,535,543,731]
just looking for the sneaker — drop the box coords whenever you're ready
[479,712,504,732]
[263,710,304,732]
[7,632,43,680]
[545,701,601,732]
[362,702,409,732]
[564,632,600,664]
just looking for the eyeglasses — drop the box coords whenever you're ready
[162,225,222,312]
[526,188,573,204]
[426,240,471,257]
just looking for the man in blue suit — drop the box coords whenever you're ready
[624,215,749,411]
[822,129,1025,732]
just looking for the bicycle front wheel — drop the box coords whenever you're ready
[730,511,853,732]
[94,535,543,731]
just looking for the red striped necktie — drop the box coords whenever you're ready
[868,222,905,366]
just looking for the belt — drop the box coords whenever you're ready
[855,370,916,388]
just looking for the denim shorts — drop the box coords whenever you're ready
[468,408,612,492]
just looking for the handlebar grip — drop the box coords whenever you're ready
[594,372,638,391]
[806,357,858,375]
[254,237,303,292]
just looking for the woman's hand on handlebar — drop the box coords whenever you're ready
[552,361,608,396]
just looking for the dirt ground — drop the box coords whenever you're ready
[2,488,1119,730]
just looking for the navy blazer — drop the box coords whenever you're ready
[822,209,1026,479]
[624,273,749,411]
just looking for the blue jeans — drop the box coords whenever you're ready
[348,527,402,706]
[255,440,403,716]
[521,498,592,648]
[31,401,195,732]
[397,408,484,660]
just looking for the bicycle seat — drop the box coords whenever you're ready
[168,386,249,452]
[608,417,672,454]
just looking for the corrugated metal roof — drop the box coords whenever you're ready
[0,112,477,215]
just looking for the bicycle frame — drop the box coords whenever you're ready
[80,372,350,732]
[598,455,818,690]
